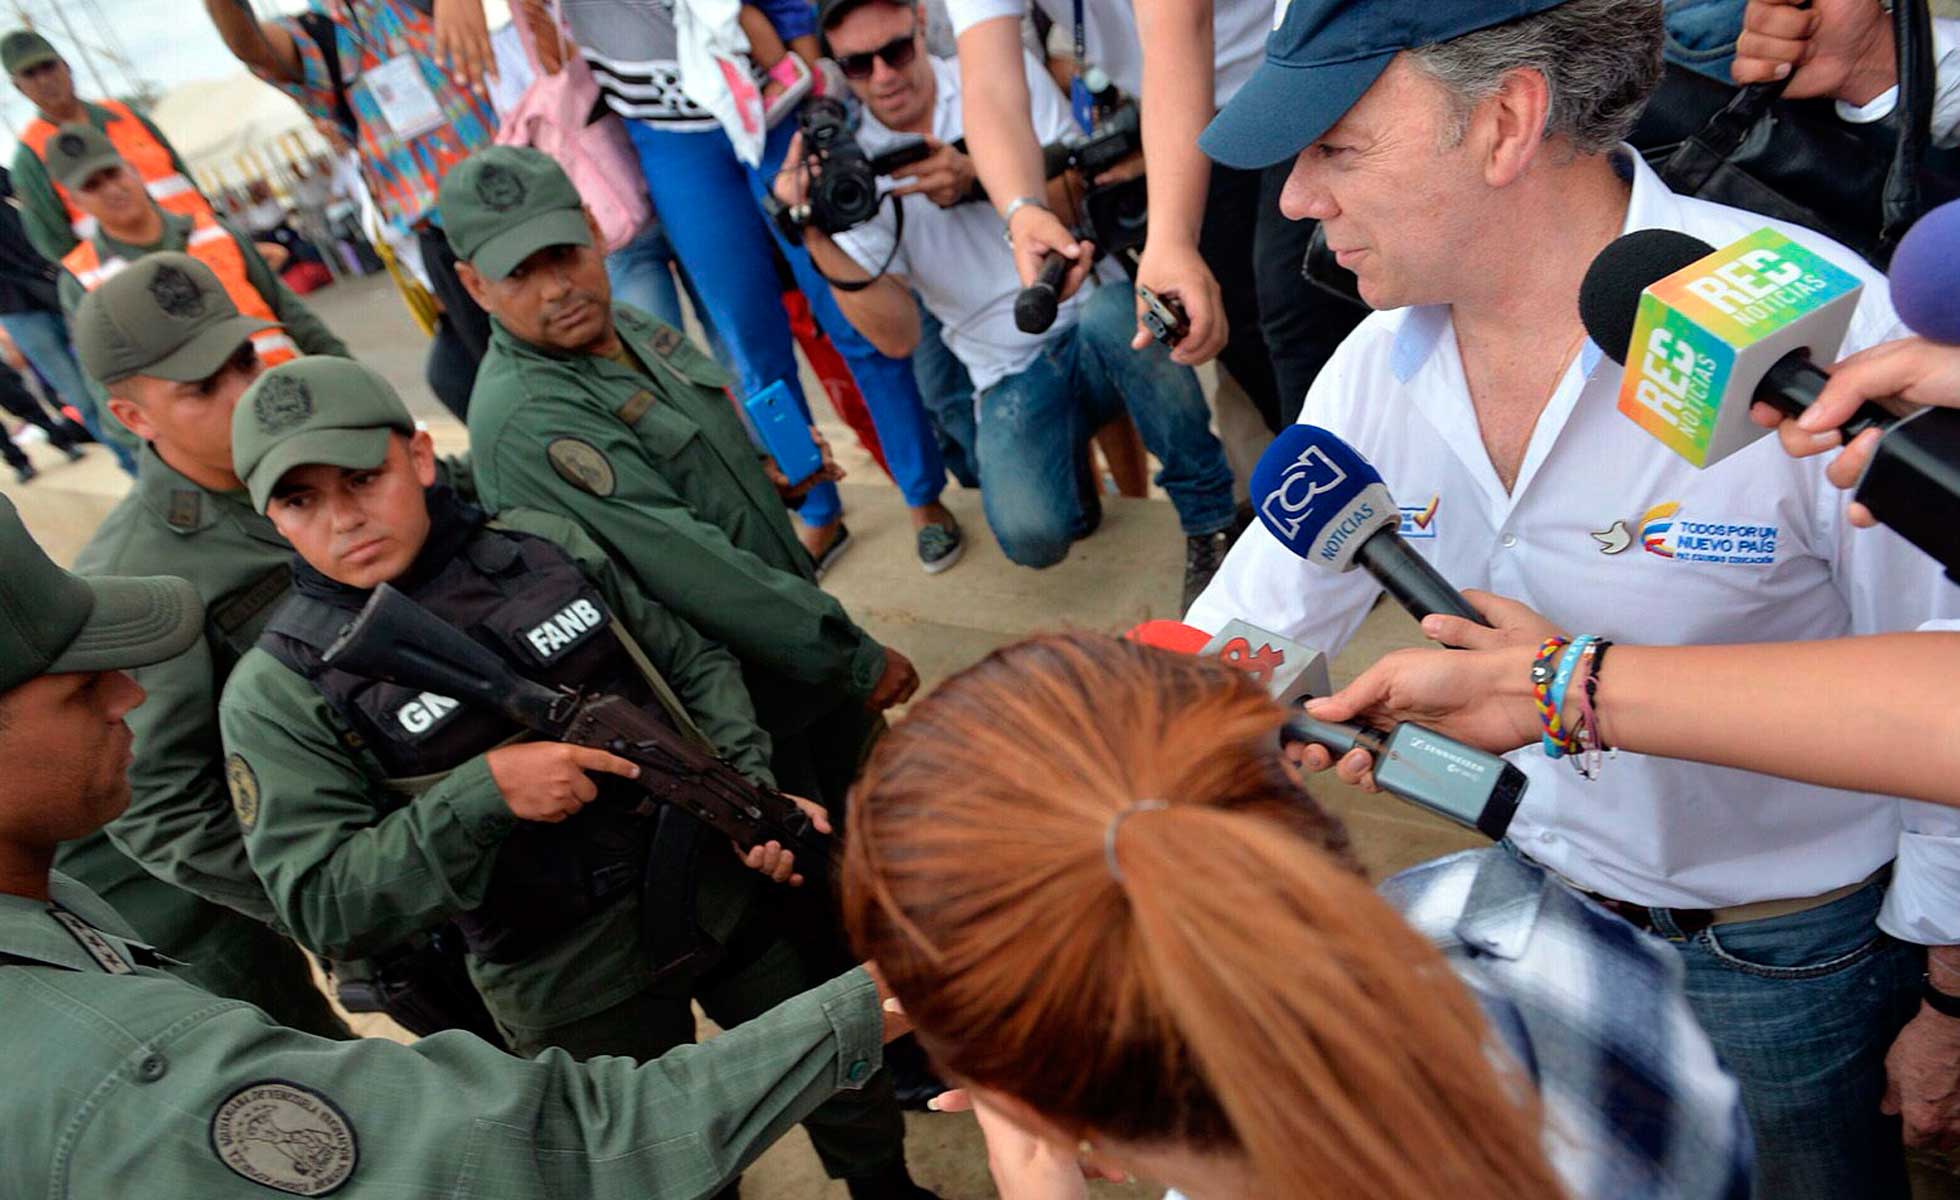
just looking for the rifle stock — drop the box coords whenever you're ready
[322,585,829,871]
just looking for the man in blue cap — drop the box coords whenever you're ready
[1188,0,1960,1193]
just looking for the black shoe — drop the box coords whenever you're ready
[1183,527,1237,614]
[812,523,854,580]
[58,441,85,463]
[845,1164,939,1200]
[13,462,37,484]
[916,518,963,575]
[1074,460,1104,541]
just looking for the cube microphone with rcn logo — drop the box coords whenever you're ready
[1580,226,1960,581]
[1250,425,1490,632]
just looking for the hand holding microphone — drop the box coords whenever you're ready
[1013,251,1073,334]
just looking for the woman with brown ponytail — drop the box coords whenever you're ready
[842,631,1752,1200]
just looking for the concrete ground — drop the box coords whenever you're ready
[5,272,1952,1197]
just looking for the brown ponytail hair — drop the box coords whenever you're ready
[842,632,1564,1200]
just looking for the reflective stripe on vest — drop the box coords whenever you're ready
[21,100,212,239]
[63,210,297,367]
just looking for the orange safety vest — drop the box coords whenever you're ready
[64,210,300,368]
[22,100,213,243]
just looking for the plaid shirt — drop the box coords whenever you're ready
[1381,849,1753,1200]
[262,0,498,235]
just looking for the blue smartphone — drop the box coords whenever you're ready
[743,379,823,487]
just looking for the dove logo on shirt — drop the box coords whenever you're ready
[1593,501,1778,565]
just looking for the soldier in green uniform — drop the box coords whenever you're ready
[447,147,919,818]
[64,252,346,1037]
[0,496,908,1199]
[69,252,494,1040]
[218,356,933,1199]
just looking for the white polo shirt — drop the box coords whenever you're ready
[1188,148,1960,941]
[943,0,1270,109]
[834,53,1101,392]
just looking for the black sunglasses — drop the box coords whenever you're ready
[835,28,919,80]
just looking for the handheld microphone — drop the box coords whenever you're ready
[1280,715,1525,840]
[1014,252,1070,334]
[1891,199,1960,345]
[1583,229,1960,581]
[1250,426,1488,631]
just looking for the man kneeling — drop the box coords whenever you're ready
[775,0,1239,606]
[218,358,931,1199]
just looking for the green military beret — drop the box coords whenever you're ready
[74,253,272,386]
[42,122,124,191]
[233,358,417,514]
[0,494,201,694]
[1,29,60,76]
[436,145,590,281]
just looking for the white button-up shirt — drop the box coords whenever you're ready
[1189,149,1960,942]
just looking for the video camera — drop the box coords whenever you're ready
[786,97,932,235]
[1049,101,1147,261]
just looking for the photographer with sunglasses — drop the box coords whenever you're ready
[778,0,1236,598]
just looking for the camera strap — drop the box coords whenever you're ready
[1069,0,1094,135]
[807,193,907,292]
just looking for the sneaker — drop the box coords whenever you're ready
[916,518,963,574]
[13,462,37,484]
[812,523,854,580]
[1182,527,1237,614]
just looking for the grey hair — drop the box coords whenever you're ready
[1407,0,1664,155]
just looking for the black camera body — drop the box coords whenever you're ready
[1061,102,1148,261]
[791,97,935,235]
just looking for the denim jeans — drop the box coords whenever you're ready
[1664,0,1748,85]
[626,118,946,527]
[0,308,134,474]
[604,221,731,372]
[975,284,1235,567]
[1651,878,1921,1199]
[911,302,979,489]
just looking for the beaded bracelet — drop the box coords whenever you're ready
[1530,637,1576,758]
[1546,635,1596,761]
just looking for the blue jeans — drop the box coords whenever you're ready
[0,308,134,475]
[604,221,731,372]
[975,284,1234,567]
[1651,878,1921,1199]
[625,118,945,527]
[911,301,979,489]
[1664,0,1747,84]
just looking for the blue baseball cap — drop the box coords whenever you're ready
[1200,0,1569,170]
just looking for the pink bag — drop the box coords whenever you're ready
[496,6,652,251]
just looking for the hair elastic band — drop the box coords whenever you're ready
[1104,800,1168,885]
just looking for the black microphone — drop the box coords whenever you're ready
[1250,425,1489,632]
[1582,229,1960,581]
[1014,252,1070,334]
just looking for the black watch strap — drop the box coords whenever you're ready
[1921,974,1960,1018]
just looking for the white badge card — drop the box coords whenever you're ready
[364,55,446,140]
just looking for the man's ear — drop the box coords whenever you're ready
[454,258,492,312]
[1477,66,1552,189]
[584,206,604,245]
[408,428,438,487]
[105,388,154,442]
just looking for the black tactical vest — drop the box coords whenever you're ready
[261,528,688,965]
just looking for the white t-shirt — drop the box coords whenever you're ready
[833,53,1100,392]
[1188,147,1960,940]
[943,0,1271,109]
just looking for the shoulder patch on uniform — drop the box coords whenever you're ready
[254,374,313,435]
[226,753,260,830]
[546,437,615,497]
[149,262,206,318]
[648,325,683,357]
[210,1080,358,1196]
[49,907,133,974]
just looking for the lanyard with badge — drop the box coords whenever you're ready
[335,0,449,140]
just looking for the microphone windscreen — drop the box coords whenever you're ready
[1124,620,1215,654]
[1892,199,1960,345]
[1251,425,1396,570]
[1579,229,1717,363]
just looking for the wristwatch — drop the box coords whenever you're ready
[999,195,1049,246]
[1921,973,1960,1019]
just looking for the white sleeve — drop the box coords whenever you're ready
[830,206,908,280]
[1024,48,1075,142]
[1881,796,1960,945]
[943,0,1025,39]
[1833,17,1960,148]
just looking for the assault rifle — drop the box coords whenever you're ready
[321,583,830,873]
